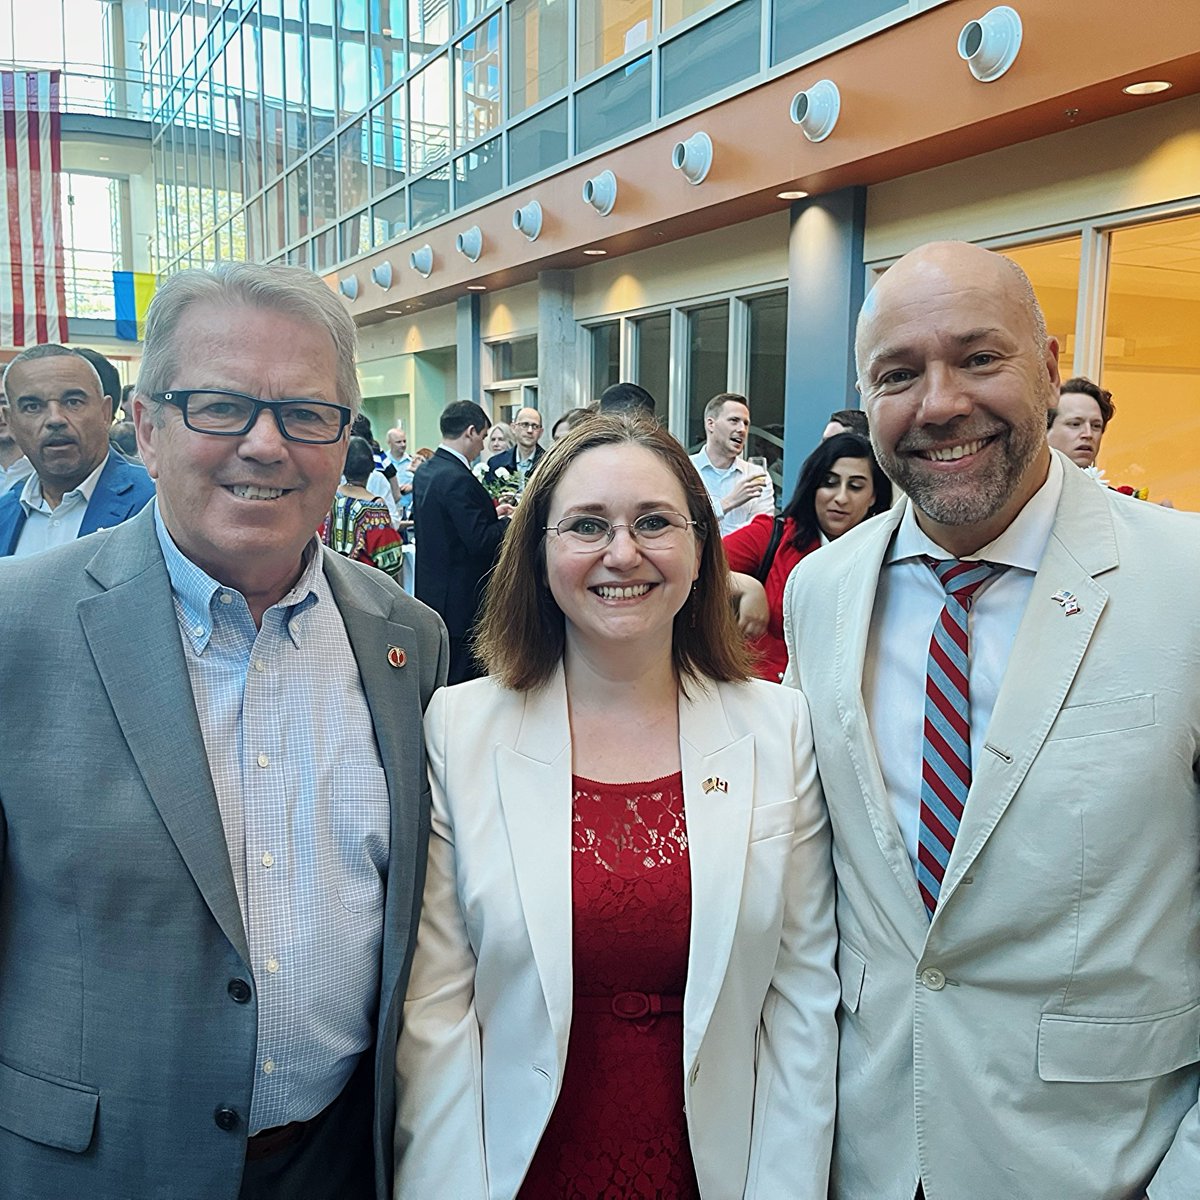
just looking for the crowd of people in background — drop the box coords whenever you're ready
[0,246,1196,1200]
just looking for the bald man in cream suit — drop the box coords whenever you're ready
[784,242,1200,1200]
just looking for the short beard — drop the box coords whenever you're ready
[877,413,1045,529]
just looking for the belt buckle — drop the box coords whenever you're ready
[611,991,652,1019]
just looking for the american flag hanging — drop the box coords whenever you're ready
[1,70,69,348]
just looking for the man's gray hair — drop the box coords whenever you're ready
[136,263,361,413]
[2,343,103,396]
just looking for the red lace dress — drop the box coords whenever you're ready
[518,772,700,1200]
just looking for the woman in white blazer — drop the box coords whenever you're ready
[394,414,839,1199]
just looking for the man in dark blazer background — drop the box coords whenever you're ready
[413,399,511,683]
[483,405,545,491]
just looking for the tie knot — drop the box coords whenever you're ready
[922,556,1003,603]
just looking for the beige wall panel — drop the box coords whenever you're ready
[481,281,539,337]
[572,211,789,320]
[357,303,457,360]
[865,95,1200,261]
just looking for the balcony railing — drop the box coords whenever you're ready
[0,60,151,121]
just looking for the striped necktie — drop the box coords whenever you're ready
[918,556,1005,919]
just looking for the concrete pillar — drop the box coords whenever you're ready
[537,269,578,430]
[456,293,481,404]
[783,187,867,486]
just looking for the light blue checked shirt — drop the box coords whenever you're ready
[155,504,390,1134]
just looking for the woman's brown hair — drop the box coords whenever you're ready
[475,413,754,691]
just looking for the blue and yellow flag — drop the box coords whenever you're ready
[113,271,157,341]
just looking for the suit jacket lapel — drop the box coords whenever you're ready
[496,670,575,1059]
[323,551,426,993]
[679,682,754,1069]
[835,506,929,925]
[81,454,133,536]
[78,512,250,965]
[940,463,1115,908]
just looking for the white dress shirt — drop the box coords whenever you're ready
[12,456,107,559]
[0,453,32,495]
[863,454,1064,873]
[690,447,776,535]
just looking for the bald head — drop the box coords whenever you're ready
[856,241,1048,384]
[854,240,1059,557]
[512,406,543,453]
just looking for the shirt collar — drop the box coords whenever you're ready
[694,447,740,475]
[18,452,108,515]
[887,451,1064,573]
[154,501,322,653]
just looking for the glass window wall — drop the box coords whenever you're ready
[455,13,501,149]
[633,312,670,418]
[575,55,650,154]
[577,0,652,78]
[590,320,620,398]
[686,302,730,448]
[508,0,568,116]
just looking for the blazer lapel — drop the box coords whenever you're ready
[496,670,575,1060]
[323,552,426,992]
[78,515,249,965]
[940,464,1115,908]
[834,507,929,927]
[679,682,754,1070]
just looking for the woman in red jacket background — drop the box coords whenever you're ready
[724,431,891,681]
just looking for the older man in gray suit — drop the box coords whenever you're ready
[0,264,447,1200]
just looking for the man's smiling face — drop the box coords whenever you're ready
[856,242,1058,555]
[136,301,347,595]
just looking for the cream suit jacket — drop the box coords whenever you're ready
[782,454,1200,1200]
[394,669,839,1199]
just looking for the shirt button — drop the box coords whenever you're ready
[192,625,204,637]
[219,592,233,604]
[920,967,946,991]
[253,660,266,672]
[266,957,279,974]
[257,753,269,768]
[262,1060,274,1075]
[261,851,274,868]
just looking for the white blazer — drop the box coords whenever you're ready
[394,668,839,1199]
[783,455,1200,1200]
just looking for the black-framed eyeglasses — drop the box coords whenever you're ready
[154,389,352,445]
[545,510,698,551]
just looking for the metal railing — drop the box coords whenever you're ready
[0,60,151,121]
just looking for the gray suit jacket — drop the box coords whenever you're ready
[0,506,448,1200]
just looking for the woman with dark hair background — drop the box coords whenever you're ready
[726,431,892,681]
[395,413,838,1200]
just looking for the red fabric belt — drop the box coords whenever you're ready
[574,991,684,1019]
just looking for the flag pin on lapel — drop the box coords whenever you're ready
[387,645,407,668]
[702,776,728,794]
[1050,589,1081,616]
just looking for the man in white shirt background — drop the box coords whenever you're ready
[783,240,1199,1200]
[0,344,154,558]
[0,395,33,494]
[689,392,774,535]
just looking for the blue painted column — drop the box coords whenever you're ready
[782,186,868,489]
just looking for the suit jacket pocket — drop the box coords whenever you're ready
[1037,1000,1200,1082]
[748,798,797,843]
[0,1058,98,1152]
[837,942,867,1014]
[1047,693,1155,741]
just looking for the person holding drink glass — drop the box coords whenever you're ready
[689,393,775,536]
[394,414,838,1199]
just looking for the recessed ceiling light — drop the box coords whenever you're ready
[777,189,809,200]
[1122,80,1172,95]
[385,308,406,314]
[98,155,110,161]
[582,248,607,256]
[466,284,486,291]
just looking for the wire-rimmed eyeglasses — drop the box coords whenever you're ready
[545,510,698,551]
[153,390,352,445]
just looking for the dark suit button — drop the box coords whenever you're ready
[227,978,252,1003]
[214,1107,240,1132]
